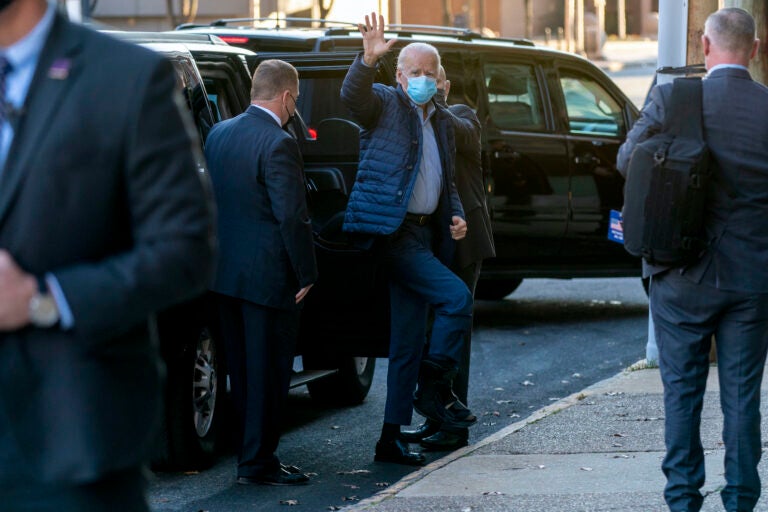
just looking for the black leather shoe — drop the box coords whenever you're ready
[237,466,310,486]
[400,421,440,442]
[374,439,426,466]
[420,430,469,452]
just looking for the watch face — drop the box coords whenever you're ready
[30,294,59,328]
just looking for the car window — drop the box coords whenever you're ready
[559,70,625,136]
[483,62,545,131]
[295,65,390,136]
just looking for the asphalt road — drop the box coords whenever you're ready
[148,277,649,512]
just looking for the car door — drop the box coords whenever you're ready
[551,62,639,266]
[247,51,395,358]
[477,54,570,264]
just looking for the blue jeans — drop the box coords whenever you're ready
[380,221,473,425]
[652,270,768,512]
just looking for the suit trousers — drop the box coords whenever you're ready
[1,468,149,512]
[213,294,299,478]
[381,221,473,425]
[449,261,481,414]
[651,270,768,512]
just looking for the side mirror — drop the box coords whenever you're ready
[315,118,360,155]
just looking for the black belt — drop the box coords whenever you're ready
[404,213,432,226]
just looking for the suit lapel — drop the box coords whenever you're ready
[0,13,83,227]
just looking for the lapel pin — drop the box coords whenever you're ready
[48,59,71,80]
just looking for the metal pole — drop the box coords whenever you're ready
[80,0,89,20]
[618,0,626,39]
[657,0,689,85]
[565,0,575,53]
[576,0,585,54]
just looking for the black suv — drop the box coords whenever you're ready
[177,19,643,299]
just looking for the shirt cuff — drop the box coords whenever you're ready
[45,273,75,330]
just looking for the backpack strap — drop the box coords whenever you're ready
[665,77,704,141]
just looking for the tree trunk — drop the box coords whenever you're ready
[686,0,718,66]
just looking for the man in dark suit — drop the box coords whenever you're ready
[617,8,768,512]
[205,59,318,486]
[402,66,496,451]
[0,1,214,510]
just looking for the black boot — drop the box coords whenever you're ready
[412,359,477,429]
[421,428,469,451]
[400,419,440,442]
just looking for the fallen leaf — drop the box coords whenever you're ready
[279,500,299,506]
[331,425,341,430]
[492,411,500,417]
[493,387,504,391]
[375,482,389,487]
[327,507,342,511]
[342,496,359,501]
[537,465,546,469]
[612,433,628,437]
[462,508,473,512]
[580,467,593,471]
[521,380,534,386]
[482,491,504,495]
[561,380,570,384]
[572,373,582,378]
[183,471,199,475]
[548,397,560,401]
[508,413,520,418]
[613,454,630,459]
[610,300,622,305]
[496,399,513,404]
[342,484,360,489]
[612,442,623,448]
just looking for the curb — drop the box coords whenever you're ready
[345,360,648,511]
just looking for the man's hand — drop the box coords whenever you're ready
[295,283,314,304]
[360,12,397,67]
[450,216,467,241]
[0,250,37,330]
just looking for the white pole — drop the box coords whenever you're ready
[66,0,82,22]
[657,0,689,85]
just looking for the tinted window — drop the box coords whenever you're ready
[483,62,544,130]
[559,70,625,136]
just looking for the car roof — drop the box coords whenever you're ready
[175,18,592,66]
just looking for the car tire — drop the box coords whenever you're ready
[475,278,523,300]
[304,355,376,406]
[153,327,229,471]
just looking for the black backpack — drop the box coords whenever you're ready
[622,77,712,266]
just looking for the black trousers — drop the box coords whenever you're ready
[2,468,149,512]
[213,294,299,478]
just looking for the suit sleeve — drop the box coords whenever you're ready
[447,104,482,155]
[53,57,215,339]
[617,84,666,177]
[265,136,318,289]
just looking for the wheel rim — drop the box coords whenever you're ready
[353,357,368,376]
[192,331,217,438]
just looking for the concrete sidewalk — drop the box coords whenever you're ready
[346,363,768,511]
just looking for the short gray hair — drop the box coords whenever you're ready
[250,59,298,101]
[397,42,441,71]
[705,7,756,55]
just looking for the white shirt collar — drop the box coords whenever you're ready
[251,103,282,126]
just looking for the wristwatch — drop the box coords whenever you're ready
[29,276,60,328]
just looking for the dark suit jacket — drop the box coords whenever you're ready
[205,106,318,310]
[447,104,496,269]
[0,15,214,485]
[617,67,768,291]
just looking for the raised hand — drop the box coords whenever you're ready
[359,12,397,66]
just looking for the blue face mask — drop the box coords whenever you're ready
[405,76,438,105]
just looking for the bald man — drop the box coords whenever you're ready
[618,8,768,512]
